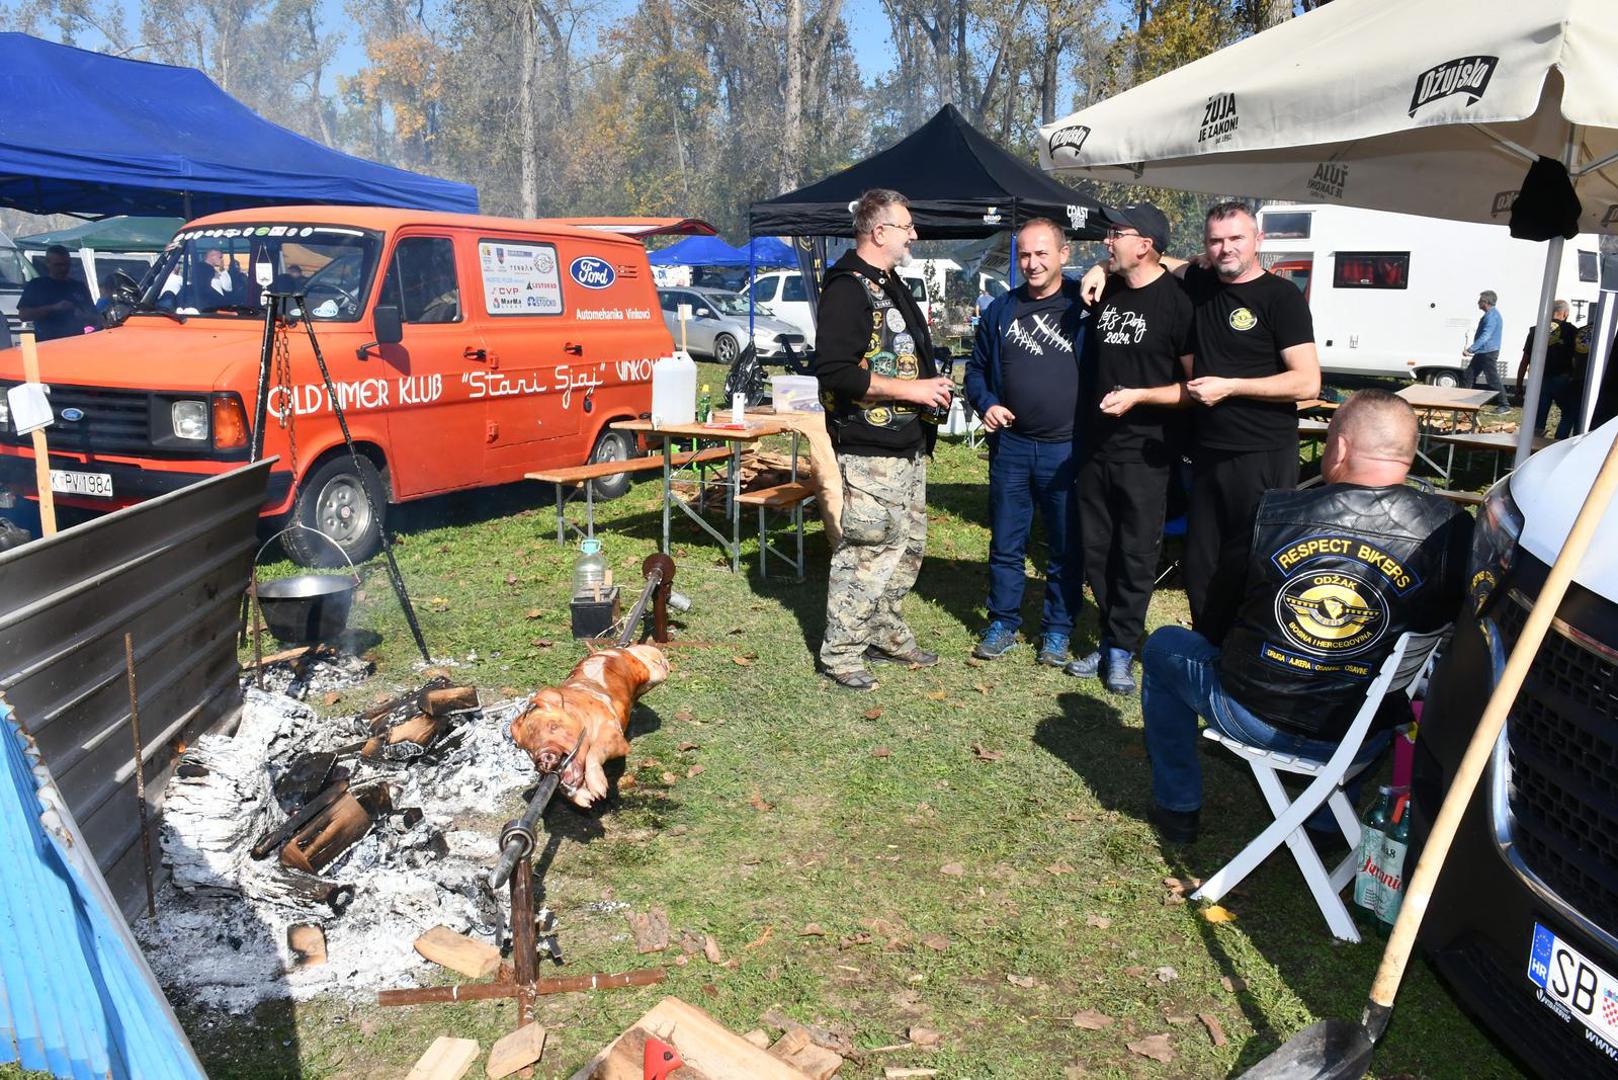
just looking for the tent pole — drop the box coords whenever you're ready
[748,232,756,347]
[1008,232,1018,289]
[1516,129,1578,468]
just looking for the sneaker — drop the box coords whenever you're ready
[820,666,878,692]
[1148,803,1200,845]
[973,621,1019,660]
[1037,632,1071,668]
[1102,648,1136,695]
[1064,648,1102,679]
[866,645,940,668]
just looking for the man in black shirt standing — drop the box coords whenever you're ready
[964,218,1088,666]
[814,189,956,691]
[1068,203,1193,693]
[1178,202,1320,645]
[17,244,97,342]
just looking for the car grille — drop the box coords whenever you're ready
[1497,592,1618,938]
[0,381,151,454]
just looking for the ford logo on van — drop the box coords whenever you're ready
[570,256,615,290]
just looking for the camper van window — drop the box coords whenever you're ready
[1261,212,1312,240]
[1333,252,1409,290]
[1579,250,1598,283]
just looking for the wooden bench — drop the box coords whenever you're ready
[734,481,816,579]
[527,446,732,544]
[1432,487,1485,506]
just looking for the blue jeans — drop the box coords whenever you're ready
[1534,373,1580,438]
[1140,626,1387,815]
[986,430,1078,636]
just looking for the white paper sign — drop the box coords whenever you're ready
[7,383,53,434]
[478,241,563,316]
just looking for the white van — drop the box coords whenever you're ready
[1255,203,1601,387]
[748,263,952,350]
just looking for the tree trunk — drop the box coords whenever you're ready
[783,0,803,192]
[1040,37,1059,125]
[519,0,540,218]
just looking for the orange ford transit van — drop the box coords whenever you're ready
[0,207,671,564]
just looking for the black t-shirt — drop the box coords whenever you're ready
[1085,271,1194,462]
[18,276,97,342]
[1184,264,1314,452]
[1523,319,1576,378]
[999,289,1081,442]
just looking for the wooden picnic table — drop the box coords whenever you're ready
[1431,430,1552,484]
[1395,384,1498,479]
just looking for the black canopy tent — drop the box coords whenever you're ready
[750,104,1109,241]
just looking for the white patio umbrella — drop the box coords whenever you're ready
[1038,0,1618,466]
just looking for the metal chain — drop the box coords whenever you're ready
[271,316,299,474]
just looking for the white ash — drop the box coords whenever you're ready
[254,651,374,699]
[143,685,544,1011]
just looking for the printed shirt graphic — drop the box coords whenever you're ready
[1086,273,1193,460]
[999,290,1080,441]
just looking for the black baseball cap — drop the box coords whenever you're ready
[1103,202,1170,255]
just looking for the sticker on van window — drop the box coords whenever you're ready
[479,241,563,316]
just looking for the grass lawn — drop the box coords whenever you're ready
[152,366,1529,1080]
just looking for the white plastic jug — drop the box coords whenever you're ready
[651,352,697,427]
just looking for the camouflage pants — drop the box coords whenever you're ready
[819,453,927,674]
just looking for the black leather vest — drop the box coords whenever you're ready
[1220,483,1472,741]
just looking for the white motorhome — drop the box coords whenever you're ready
[1255,204,1601,387]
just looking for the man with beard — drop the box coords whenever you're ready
[813,189,956,691]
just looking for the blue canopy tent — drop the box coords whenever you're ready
[648,235,797,269]
[0,33,476,218]
[738,236,796,267]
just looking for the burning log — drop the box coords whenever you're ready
[422,686,480,716]
[510,645,668,808]
[280,784,392,874]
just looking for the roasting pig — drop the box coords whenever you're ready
[510,644,670,807]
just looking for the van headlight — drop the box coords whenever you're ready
[1468,477,1524,614]
[171,399,210,440]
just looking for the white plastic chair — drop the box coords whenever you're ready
[1191,626,1451,942]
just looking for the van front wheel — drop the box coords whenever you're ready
[586,430,637,501]
[285,455,385,567]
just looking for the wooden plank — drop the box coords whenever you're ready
[18,331,56,536]
[527,447,730,485]
[486,1022,546,1079]
[405,1037,480,1080]
[414,925,502,979]
[568,996,814,1080]
[735,482,816,509]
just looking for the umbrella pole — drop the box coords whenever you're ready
[1516,130,1579,468]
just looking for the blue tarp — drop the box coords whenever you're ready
[0,699,206,1079]
[649,234,796,268]
[0,33,477,218]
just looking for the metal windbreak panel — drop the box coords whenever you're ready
[0,461,269,912]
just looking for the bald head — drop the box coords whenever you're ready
[1322,389,1417,485]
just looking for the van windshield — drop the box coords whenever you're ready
[0,246,33,289]
[138,224,382,322]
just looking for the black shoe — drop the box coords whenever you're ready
[821,666,878,691]
[1148,804,1199,845]
[865,645,940,667]
[1102,649,1136,695]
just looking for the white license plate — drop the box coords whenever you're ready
[49,469,113,498]
[1528,922,1618,1050]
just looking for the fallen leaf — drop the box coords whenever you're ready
[1202,905,1238,924]
[731,653,756,666]
[940,862,965,877]
[872,745,892,758]
[1006,973,1036,989]
[926,690,948,701]
[628,908,670,953]
[1163,876,1185,893]
[921,934,950,951]
[677,741,700,751]
[619,775,638,790]
[744,925,773,950]
[659,771,678,785]
[531,638,552,648]
[964,656,984,667]
[1070,1009,1114,1031]
[1166,1014,1193,1026]
[674,709,694,722]
[974,683,991,694]
[839,932,872,948]
[1123,965,1148,978]
[1085,914,1112,929]
[1199,1013,1228,1047]
[505,573,518,585]
[1126,1033,1175,1064]
[525,608,543,619]
[686,764,705,778]
[704,936,725,964]
[321,691,342,707]
[907,1026,942,1047]
[1220,976,1246,994]
[864,708,884,720]
[970,743,1004,763]
[1045,861,1075,876]
[1154,965,1179,984]
[748,790,774,812]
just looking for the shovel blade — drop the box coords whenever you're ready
[1237,1020,1373,1080]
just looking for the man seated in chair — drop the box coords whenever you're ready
[1139,389,1473,844]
